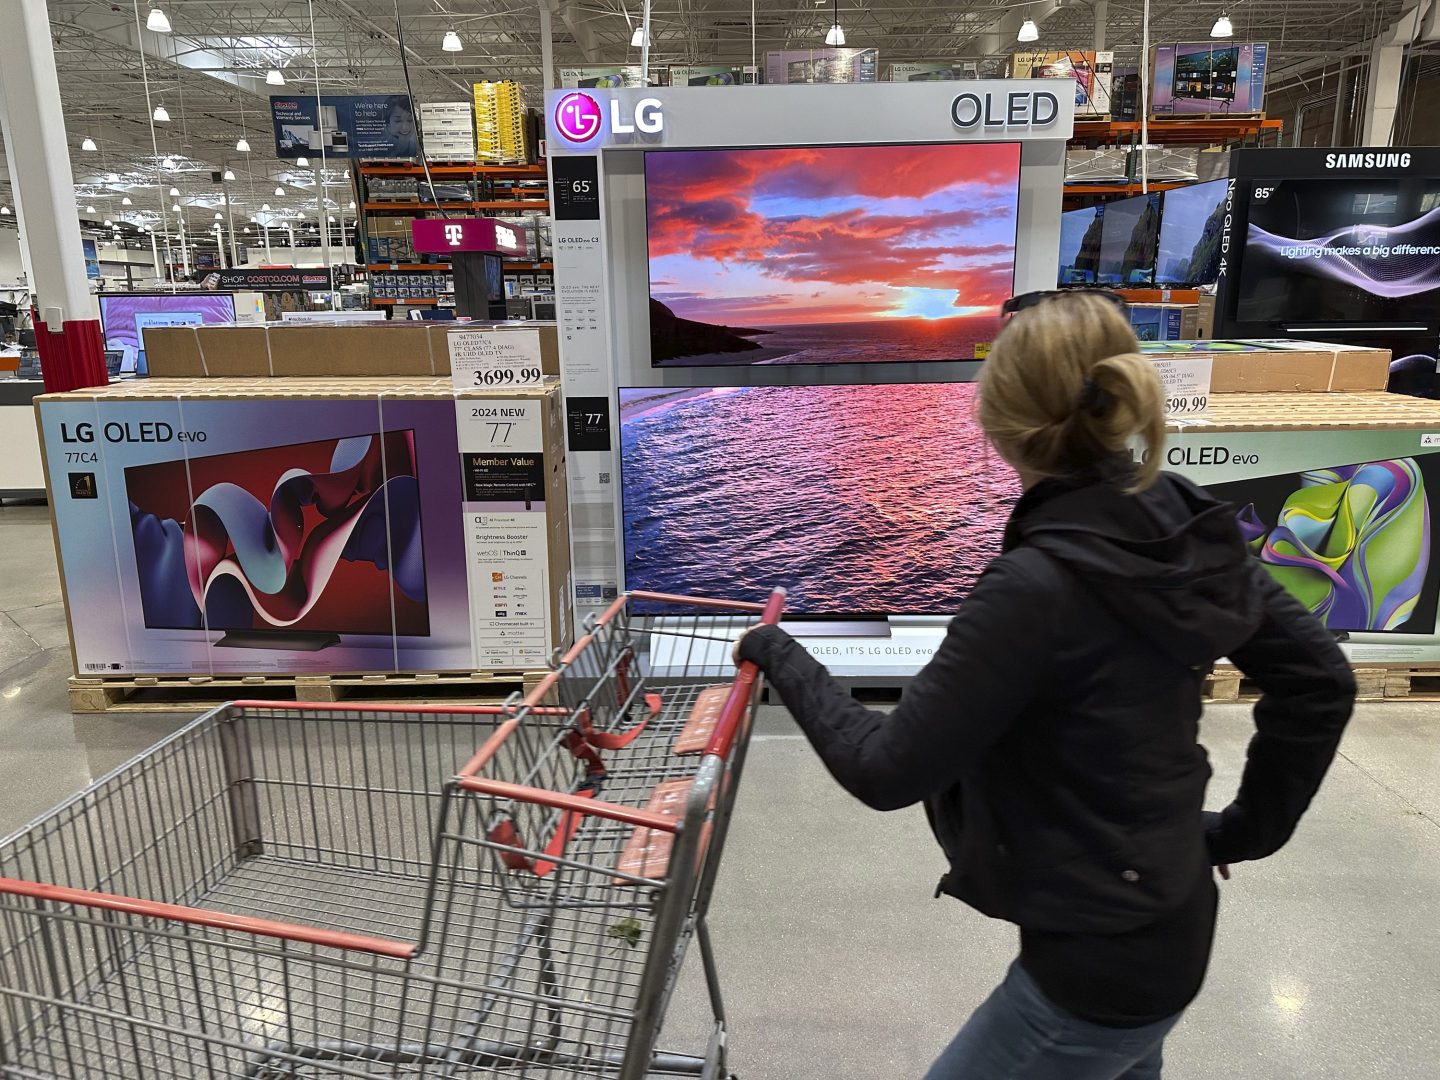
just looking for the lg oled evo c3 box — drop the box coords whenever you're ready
[36,377,569,676]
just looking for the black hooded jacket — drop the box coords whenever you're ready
[739,468,1355,945]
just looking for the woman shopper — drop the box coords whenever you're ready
[734,292,1356,1079]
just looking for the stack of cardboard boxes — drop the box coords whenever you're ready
[418,101,477,163]
[474,81,528,163]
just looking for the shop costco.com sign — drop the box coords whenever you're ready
[950,89,1061,130]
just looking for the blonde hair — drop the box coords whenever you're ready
[979,292,1165,492]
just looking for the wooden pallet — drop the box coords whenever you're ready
[1149,111,1266,122]
[67,669,548,714]
[1206,666,1390,704]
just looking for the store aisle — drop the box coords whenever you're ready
[0,503,1436,1080]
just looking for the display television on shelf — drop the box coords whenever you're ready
[1206,456,1440,635]
[1151,42,1268,116]
[1058,204,1104,285]
[644,142,1022,367]
[98,292,236,376]
[619,384,1021,614]
[1235,179,1440,326]
[125,429,429,645]
[1155,179,1229,285]
[1096,192,1160,285]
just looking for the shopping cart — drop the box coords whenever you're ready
[0,588,785,1079]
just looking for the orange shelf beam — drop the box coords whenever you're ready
[358,163,546,177]
[363,201,548,213]
[1062,182,1190,195]
[1071,117,1283,146]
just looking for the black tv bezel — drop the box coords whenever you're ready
[1094,191,1161,286]
[1153,178,1230,287]
[123,427,432,638]
[641,140,1024,369]
[616,382,1015,619]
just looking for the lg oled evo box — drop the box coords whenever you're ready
[36,378,569,675]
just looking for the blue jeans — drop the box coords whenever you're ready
[922,961,1183,1080]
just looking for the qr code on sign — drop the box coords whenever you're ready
[598,472,611,485]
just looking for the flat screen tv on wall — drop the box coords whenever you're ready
[644,142,1022,367]
[1235,179,1440,327]
[619,384,1022,615]
[1155,179,1229,285]
[125,429,429,647]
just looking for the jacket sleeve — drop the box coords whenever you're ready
[736,555,1047,811]
[1208,563,1357,865]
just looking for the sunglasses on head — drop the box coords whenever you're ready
[1001,289,1129,317]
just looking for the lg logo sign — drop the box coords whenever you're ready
[553,92,664,144]
[443,223,464,247]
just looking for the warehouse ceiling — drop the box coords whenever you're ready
[0,0,1422,253]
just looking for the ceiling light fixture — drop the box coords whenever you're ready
[171,203,181,212]
[214,212,223,220]
[244,226,252,234]
[630,25,648,47]
[261,203,271,211]
[1017,18,1040,42]
[275,185,285,196]
[1210,13,1233,37]
[163,158,177,171]
[236,137,251,153]
[145,7,171,33]
[823,0,844,45]
[168,186,179,196]
[103,219,113,227]
[442,29,463,52]
[222,168,236,181]
[296,156,309,167]
[0,206,10,216]
[106,172,120,183]
[85,204,96,213]
[266,69,285,86]
[81,137,97,151]
[153,103,170,123]
[121,196,133,205]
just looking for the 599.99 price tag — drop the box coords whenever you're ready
[1151,356,1213,421]
[448,328,546,392]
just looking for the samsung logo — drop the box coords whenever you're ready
[1325,152,1411,169]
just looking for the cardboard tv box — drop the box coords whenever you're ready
[1128,303,1198,342]
[35,376,570,677]
[1140,340,1390,393]
[143,321,560,380]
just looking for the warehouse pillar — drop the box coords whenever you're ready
[0,0,107,391]
[1362,0,1438,145]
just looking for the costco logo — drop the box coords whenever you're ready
[553,93,603,143]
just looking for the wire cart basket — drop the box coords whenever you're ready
[0,588,785,1079]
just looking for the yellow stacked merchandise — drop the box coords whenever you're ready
[473,80,528,163]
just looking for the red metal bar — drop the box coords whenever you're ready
[0,878,417,959]
[706,588,787,760]
[456,777,680,834]
[628,591,768,613]
[455,717,524,778]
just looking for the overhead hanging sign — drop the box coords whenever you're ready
[190,267,335,290]
[412,217,524,255]
[270,94,416,160]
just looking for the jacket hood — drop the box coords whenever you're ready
[1005,466,1262,668]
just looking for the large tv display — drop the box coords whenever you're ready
[1156,179,1229,285]
[1208,456,1440,634]
[125,430,428,641]
[1096,193,1160,285]
[1058,205,1104,285]
[99,292,236,375]
[644,143,1022,367]
[1235,179,1440,326]
[1152,42,1268,116]
[619,384,1021,614]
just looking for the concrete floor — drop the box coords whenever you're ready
[1,499,1438,1079]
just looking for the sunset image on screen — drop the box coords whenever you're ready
[645,142,1021,366]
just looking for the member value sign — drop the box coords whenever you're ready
[448,329,546,392]
[1151,356,1213,422]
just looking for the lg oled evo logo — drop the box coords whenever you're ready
[553,92,663,144]
[951,90,1060,130]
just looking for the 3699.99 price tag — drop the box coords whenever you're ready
[448,329,546,392]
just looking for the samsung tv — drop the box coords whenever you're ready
[1058,205,1105,285]
[1096,192,1161,285]
[1155,179,1229,285]
[619,384,1021,615]
[125,429,428,649]
[644,142,1022,366]
[1235,179,1440,327]
[98,291,236,376]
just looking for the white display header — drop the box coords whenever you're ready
[545,81,1076,153]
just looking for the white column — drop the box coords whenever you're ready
[1362,0,1438,145]
[0,0,95,325]
[178,222,190,277]
[150,232,162,283]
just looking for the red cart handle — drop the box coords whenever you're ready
[707,588,786,759]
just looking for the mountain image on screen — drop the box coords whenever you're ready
[620,384,1022,614]
[125,430,428,637]
[1156,179,1228,285]
[1209,457,1440,634]
[645,143,1021,366]
[1058,206,1105,285]
[1097,193,1160,284]
[1236,179,1440,325]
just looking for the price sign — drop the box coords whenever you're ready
[449,329,546,392]
[1151,356,1213,421]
